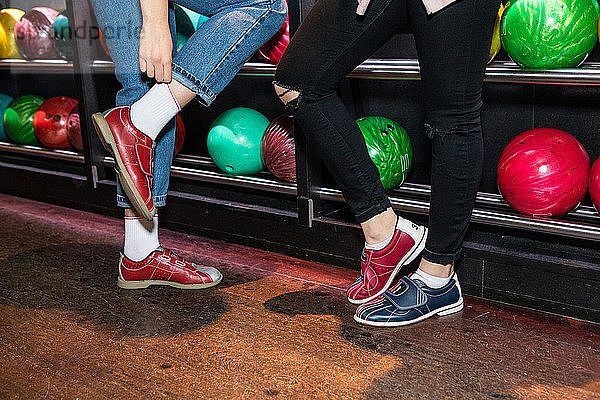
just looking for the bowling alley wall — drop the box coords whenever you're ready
[1,0,600,322]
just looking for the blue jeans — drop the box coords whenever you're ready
[90,0,287,208]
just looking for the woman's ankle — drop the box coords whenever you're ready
[361,207,397,245]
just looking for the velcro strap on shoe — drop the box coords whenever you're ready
[135,144,153,176]
[381,277,427,310]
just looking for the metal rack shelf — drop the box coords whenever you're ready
[318,186,600,242]
[103,154,297,196]
[92,59,600,85]
[4,58,600,85]
[0,59,74,72]
[0,141,84,163]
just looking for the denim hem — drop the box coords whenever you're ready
[354,198,392,223]
[172,64,217,107]
[421,247,462,265]
[117,194,167,208]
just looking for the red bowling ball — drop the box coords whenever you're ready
[497,128,590,217]
[174,114,185,156]
[14,7,59,59]
[590,158,600,213]
[33,96,78,149]
[261,114,295,182]
[258,16,289,65]
[67,104,82,152]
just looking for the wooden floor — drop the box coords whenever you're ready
[0,193,599,400]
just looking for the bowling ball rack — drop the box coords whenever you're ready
[1,0,600,322]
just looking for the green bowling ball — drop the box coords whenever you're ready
[0,93,13,142]
[356,116,412,191]
[179,4,209,30]
[207,107,269,175]
[3,95,45,145]
[501,0,598,69]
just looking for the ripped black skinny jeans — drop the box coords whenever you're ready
[274,0,498,265]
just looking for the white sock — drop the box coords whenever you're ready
[365,231,394,251]
[411,268,452,289]
[124,215,160,261]
[130,83,181,140]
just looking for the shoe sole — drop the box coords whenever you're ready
[347,227,428,305]
[353,297,464,327]
[117,274,223,289]
[92,112,155,221]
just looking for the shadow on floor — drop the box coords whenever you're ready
[264,286,600,399]
[0,243,265,338]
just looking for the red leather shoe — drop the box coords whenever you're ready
[347,217,427,304]
[118,247,222,289]
[92,106,155,220]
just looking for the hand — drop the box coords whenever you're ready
[139,21,173,82]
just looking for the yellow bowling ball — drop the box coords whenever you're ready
[0,8,24,59]
[488,2,506,64]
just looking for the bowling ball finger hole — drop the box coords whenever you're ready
[225,165,234,173]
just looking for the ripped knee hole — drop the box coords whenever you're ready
[274,82,301,109]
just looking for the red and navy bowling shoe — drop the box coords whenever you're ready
[118,247,222,289]
[347,217,427,304]
[92,106,155,220]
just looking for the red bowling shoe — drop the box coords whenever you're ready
[92,106,155,220]
[118,247,222,289]
[347,217,427,304]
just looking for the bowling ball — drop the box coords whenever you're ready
[0,8,24,58]
[497,128,590,217]
[33,96,78,149]
[258,16,289,65]
[261,114,295,182]
[3,94,45,145]
[500,0,598,69]
[174,4,195,52]
[207,107,269,175]
[14,7,60,59]
[52,10,71,60]
[488,3,506,64]
[590,158,600,213]
[67,104,82,152]
[178,4,209,30]
[356,116,412,191]
[174,114,185,156]
[0,93,14,141]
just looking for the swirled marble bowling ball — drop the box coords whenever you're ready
[14,7,59,59]
[33,96,78,149]
[356,116,412,191]
[67,104,82,152]
[0,8,25,58]
[52,10,72,60]
[3,95,45,145]
[261,114,295,182]
[500,0,598,69]
[207,107,269,175]
[497,128,590,216]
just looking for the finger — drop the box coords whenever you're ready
[154,62,163,82]
[146,63,155,79]
[164,61,172,83]
[139,57,147,74]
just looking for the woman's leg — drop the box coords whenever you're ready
[355,0,499,327]
[274,0,406,228]
[90,0,176,214]
[275,0,428,305]
[90,1,221,289]
[159,0,288,107]
[409,0,499,273]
